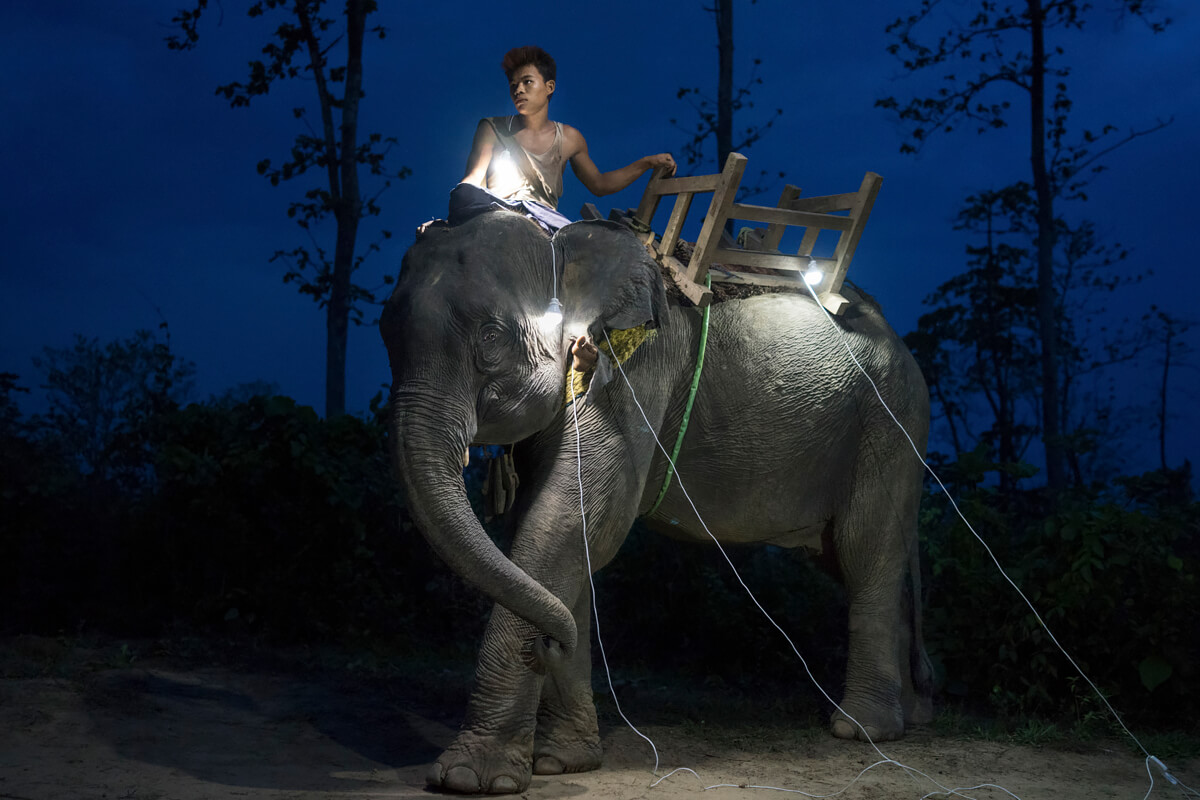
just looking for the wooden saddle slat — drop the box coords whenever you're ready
[588,153,882,315]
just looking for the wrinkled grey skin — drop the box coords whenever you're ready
[380,211,933,795]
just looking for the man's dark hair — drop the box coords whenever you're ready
[501,46,556,85]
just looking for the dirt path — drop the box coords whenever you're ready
[0,638,1192,800]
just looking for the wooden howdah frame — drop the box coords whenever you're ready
[582,152,881,314]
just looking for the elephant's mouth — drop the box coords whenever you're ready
[474,364,565,445]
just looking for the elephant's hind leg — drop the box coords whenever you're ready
[829,585,906,742]
[533,589,603,775]
[828,459,925,742]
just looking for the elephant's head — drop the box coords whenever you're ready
[380,210,666,660]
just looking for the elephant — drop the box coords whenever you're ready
[379,209,934,795]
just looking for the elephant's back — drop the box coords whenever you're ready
[642,291,928,543]
[701,291,924,415]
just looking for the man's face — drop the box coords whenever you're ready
[508,64,553,115]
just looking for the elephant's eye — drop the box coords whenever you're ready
[480,324,504,345]
[475,322,511,374]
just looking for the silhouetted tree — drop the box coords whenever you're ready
[907,186,1041,494]
[167,0,410,417]
[877,0,1171,492]
[32,327,195,484]
[1150,311,1194,471]
[672,0,783,199]
[910,179,1154,490]
[0,373,26,436]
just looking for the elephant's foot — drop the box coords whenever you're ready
[532,739,602,775]
[533,707,602,775]
[903,692,934,726]
[830,697,905,742]
[426,732,533,795]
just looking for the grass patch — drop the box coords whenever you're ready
[1009,718,1062,747]
[1134,731,1200,761]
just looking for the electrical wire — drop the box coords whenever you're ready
[790,277,1180,783]
[566,376,662,774]
[595,328,984,800]
[556,265,1191,797]
[599,288,1197,796]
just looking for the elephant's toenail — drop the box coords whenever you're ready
[534,755,565,774]
[443,766,482,793]
[830,719,856,740]
[491,776,520,793]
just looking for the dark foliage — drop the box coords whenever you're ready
[593,524,847,698]
[0,376,485,651]
[877,0,1173,493]
[2,333,1196,727]
[921,458,1198,725]
[166,0,410,417]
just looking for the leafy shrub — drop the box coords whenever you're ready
[2,385,492,649]
[921,464,1199,724]
[594,523,848,698]
[5,332,1197,734]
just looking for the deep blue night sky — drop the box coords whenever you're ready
[2,0,1197,474]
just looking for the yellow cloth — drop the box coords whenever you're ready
[565,326,657,406]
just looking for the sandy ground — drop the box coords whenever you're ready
[0,637,1194,800]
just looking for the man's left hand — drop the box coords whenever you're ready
[571,335,599,372]
[643,153,677,177]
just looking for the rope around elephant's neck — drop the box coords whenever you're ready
[645,272,711,519]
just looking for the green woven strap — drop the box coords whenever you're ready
[645,274,711,518]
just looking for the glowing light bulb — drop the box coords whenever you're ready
[541,297,563,330]
[804,267,824,286]
[492,150,520,189]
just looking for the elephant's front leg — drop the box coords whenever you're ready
[427,520,602,793]
[427,604,546,794]
[534,588,602,775]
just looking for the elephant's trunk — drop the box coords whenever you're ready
[390,393,577,660]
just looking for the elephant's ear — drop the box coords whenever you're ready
[553,220,668,336]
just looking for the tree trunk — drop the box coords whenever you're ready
[982,207,1016,496]
[323,0,367,418]
[1028,0,1065,492]
[325,259,351,418]
[715,0,733,171]
[1159,318,1173,471]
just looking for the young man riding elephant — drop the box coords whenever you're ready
[459,45,675,225]
[431,45,676,373]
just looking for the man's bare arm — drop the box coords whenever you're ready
[462,120,498,186]
[565,126,676,197]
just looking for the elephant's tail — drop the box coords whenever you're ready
[906,535,935,722]
[841,279,884,314]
